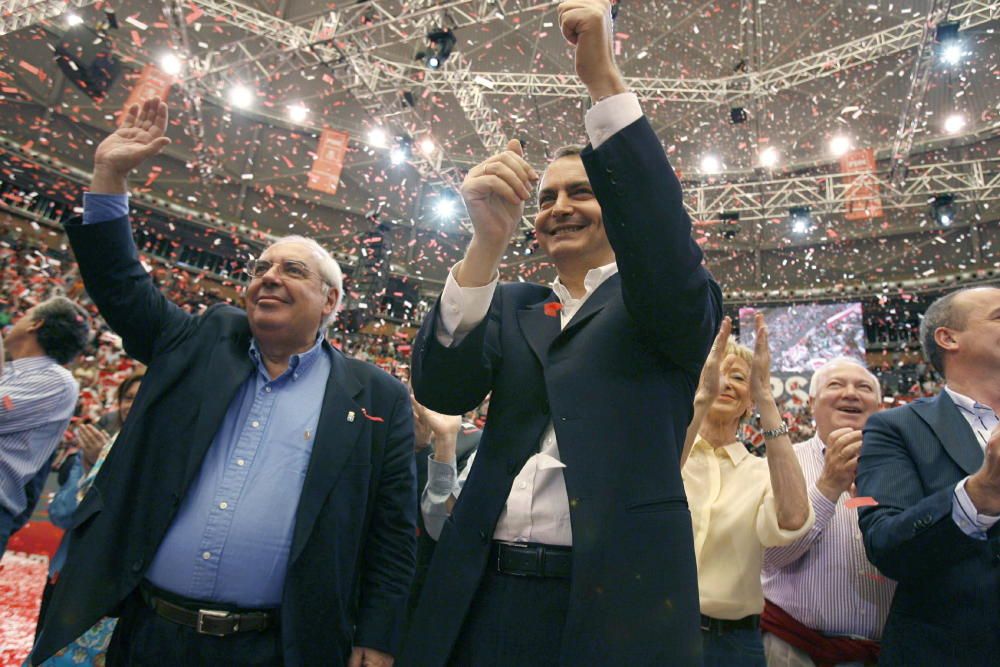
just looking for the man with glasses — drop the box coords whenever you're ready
[32,98,416,667]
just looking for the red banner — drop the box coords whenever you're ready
[122,64,175,119]
[839,148,883,221]
[308,129,349,195]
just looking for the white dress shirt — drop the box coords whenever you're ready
[436,262,619,546]
[947,386,1000,539]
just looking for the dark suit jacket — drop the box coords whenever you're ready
[857,391,1000,666]
[33,216,417,666]
[401,117,722,666]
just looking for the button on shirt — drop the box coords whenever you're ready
[436,261,619,547]
[146,336,330,607]
[762,435,896,640]
[682,437,814,620]
[0,356,79,516]
[947,386,1000,539]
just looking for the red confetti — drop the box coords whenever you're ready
[2,395,12,411]
[844,496,879,509]
[544,302,562,317]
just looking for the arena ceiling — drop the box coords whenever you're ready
[0,0,997,297]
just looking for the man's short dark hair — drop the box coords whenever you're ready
[551,145,584,161]
[117,369,145,406]
[32,296,91,365]
[919,288,974,378]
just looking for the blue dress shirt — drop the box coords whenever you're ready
[83,194,331,607]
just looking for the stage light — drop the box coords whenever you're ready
[368,128,387,148]
[930,194,956,227]
[936,21,963,65]
[424,28,456,69]
[419,137,436,156]
[789,206,811,234]
[65,12,84,27]
[943,113,966,134]
[730,107,748,124]
[287,103,309,123]
[228,84,254,109]
[434,197,457,219]
[720,211,740,239]
[941,43,963,65]
[426,55,441,69]
[829,135,851,157]
[390,148,407,165]
[159,52,183,76]
[700,154,722,175]
[759,146,779,169]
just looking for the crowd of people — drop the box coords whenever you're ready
[2,2,998,666]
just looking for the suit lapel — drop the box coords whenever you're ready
[516,293,561,367]
[556,273,619,342]
[184,329,255,482]
[290,345,365,564]
[913,391,984,476]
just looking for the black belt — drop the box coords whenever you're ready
[700,614,760,634]
[491,541,572,579]
[139,582,277,637]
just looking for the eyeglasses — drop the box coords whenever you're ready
[246,258,324,283]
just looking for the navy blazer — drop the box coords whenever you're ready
[33,216,417,666]
[857,390,1000,666]
[401,117,722,666]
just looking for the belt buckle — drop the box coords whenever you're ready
[497,542,533,577]
[197,608,236,636]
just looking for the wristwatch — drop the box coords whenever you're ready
[761,422,790,440]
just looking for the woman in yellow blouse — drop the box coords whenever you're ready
[682,313,813,666]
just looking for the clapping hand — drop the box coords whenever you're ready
[76,422,110,470]
[694,316,732,406]
[816,427,863,501]
[748,312,774,406]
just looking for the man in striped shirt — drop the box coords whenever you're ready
[1,296,89,553]
[761,357,894,666]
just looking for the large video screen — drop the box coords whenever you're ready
[738,302,866,373]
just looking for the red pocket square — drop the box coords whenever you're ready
[544,302,562,317]
[361,408,384,423]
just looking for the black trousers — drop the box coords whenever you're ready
[107,591,283,667]
[448,567,571,667]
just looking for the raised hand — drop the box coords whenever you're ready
[92,98,171,192]
[694,316,732,406]
[455,139,538,287]
[749,312,774,406]
[816,427,863,501]
[557,0,626,102]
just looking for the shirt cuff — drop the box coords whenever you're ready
[435,262,499,348]
[952,477,1000,540]
[82,192,129,224]
[426,454,459,499]
[584,92,643,149]
[808,483,838,532]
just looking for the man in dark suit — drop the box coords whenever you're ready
[857,286,1000,666]
[400,2,721,665]
[32,98,416,667]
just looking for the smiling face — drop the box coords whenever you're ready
[810,361,881,443]
[533,155,615,269]
[708,354,754,425]
[244,240,337,349]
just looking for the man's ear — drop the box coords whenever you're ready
[324,288,340,316]
[26,317,44,333]
[934,326,959,353]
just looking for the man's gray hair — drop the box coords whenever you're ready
[809,356,881,399]
[266,235,344,329]
[919,288,974,379]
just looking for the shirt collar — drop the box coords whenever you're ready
[249,334,325,381]
[6,355,59,374]
[694,435,750,465]
[550,261,618,304]
[945,386,997,416]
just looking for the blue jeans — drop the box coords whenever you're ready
[702,627,767,667]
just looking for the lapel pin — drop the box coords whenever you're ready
[347,411,355,423]
[304,429,311,440]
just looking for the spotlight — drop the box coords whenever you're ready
[941,43,964,65]
[419,137,436,156]
[789,206,811,233]
[159,52,183,76]
[936,21,963,65]
[759,146,779,169]
[390,135,412,166]
[730,107,748,124]
[424,28,456,69]
[65,12,84,27]
[390,148,407,165]
[829,135,851,157]
[720,211,740,239]
[930,194,956,227]
[434,197,457,219]
[368,127,388,148]
[943,113,966,134]
[228,84,254,109]
[287,103,309,123]
[700,154,722,175]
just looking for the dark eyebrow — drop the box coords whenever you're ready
[538,181,593,198]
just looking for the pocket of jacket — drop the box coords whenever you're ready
[626,496,688,514]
